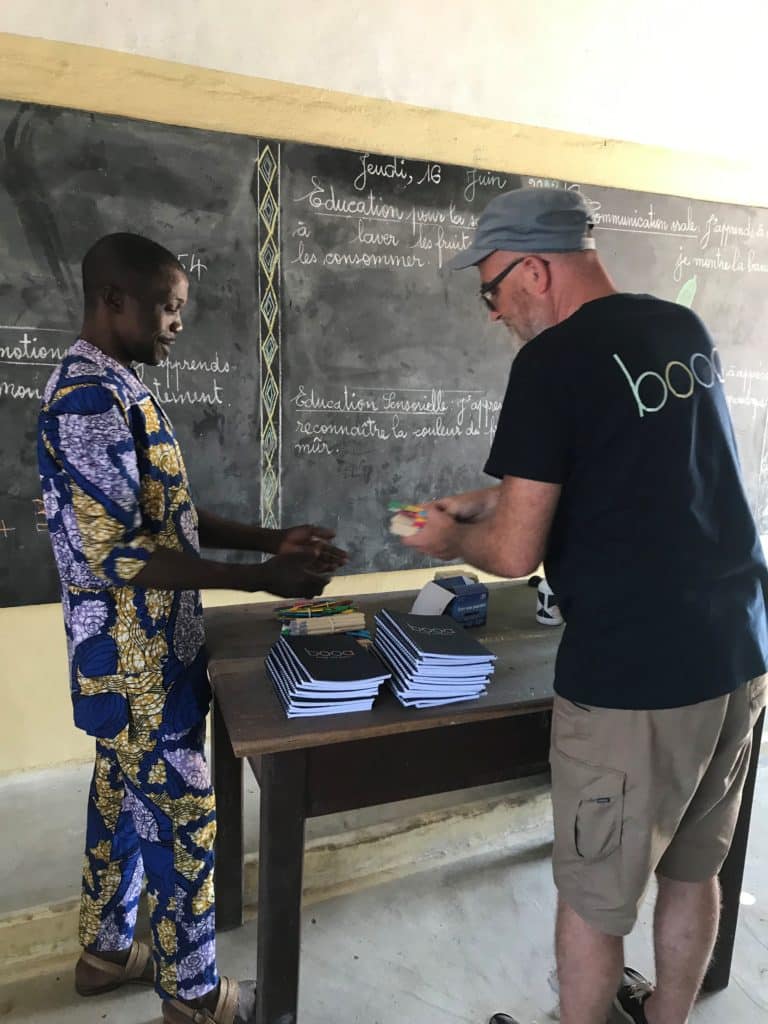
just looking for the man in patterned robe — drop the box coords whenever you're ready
[38,232,343,1024]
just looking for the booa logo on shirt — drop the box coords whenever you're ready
[613,349,724,418]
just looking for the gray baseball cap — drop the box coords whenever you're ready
[450,186,596,269]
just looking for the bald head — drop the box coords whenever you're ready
[82,233,184,311]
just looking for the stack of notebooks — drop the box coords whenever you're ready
[266,633,390,718]
[373,609,496,708]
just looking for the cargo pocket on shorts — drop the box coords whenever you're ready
[550,746,626,862]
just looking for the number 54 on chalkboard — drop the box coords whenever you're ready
[176,252,208,281]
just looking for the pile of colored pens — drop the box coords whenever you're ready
[275,598,369,638]
[388,502,428,537]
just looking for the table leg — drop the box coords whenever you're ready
[702,707,765,992]
[254,749,308,1024]
[212,694,244,931]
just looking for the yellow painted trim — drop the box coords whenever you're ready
[0,32,765,207]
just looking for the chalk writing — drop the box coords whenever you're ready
[134,351,233,407]
[700,215,764,250]
[323,250,426,270]
[0,331,68,365]
[143,353,233,379]
[465,168,508,204]
[675,244,768,278]
[33,498,48,533]
[0,320,234,409]
[694,247,744,273]
[289,384,502,457]
[146,379,225,406]
[176,252,208,280]
[0,327,69,403]
[724,364,768,415]
[748,251,768,273]
[0,379,42,400]
[357,220,400,247]
[591,202,698,238]
[416,163,442,186]
[380,390,447,414]
[291,240,317,265]
[527,178,571,190]
[291,171,481,274]
[435,226,472,268]
[294,437,334,456]
[727,367,768,384]
[353,154,413,192]
[296,178,405,222]
[728,395,768,410]
[292,386,378,413]
[295,418,392,441]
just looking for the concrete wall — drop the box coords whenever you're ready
[2,1,768,160]
[0,5,765,772]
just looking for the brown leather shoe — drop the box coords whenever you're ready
[162,977,256,1024]
[75,940,155,996]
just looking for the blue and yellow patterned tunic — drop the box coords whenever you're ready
[38,339,210,743]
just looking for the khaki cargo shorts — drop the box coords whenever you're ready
[550,676,767,936]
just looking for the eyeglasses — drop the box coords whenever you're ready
[479,256,549,311]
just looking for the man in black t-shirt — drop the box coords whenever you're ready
[402,187,768,1024]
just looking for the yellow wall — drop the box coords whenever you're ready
[0,32,765,773]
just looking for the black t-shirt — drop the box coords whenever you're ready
[485,293,768,709]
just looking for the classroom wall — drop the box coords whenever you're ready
[2,1,768,161]
[0,9,765,773]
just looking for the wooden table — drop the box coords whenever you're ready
[205,582,764,1024]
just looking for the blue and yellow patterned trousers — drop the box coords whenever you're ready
[79,721,219,1001]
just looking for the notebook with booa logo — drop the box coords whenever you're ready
[378,610,496,662]
[279,633,390,685]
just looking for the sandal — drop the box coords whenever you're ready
[162,976,256,1024]
[75,939,155,996]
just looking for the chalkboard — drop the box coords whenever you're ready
[0,103,267,606]
[2,100,768,606]
[279,145,512,571]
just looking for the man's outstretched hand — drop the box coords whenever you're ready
[276,524,348,571]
